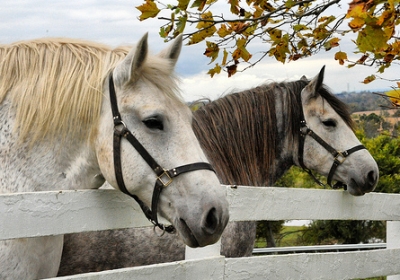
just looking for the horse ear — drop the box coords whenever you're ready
[158,34,183,67]
[114,33,149,85]
[302,66,325,104]
[129,33,149,82]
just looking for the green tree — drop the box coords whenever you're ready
[137,0,400,89]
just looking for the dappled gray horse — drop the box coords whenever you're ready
[58,67,378,275]
[0,34,229,279]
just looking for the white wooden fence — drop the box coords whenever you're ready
[1,186,400,279]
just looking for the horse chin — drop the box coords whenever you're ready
[175,218,200,248]
[346,179,366,196]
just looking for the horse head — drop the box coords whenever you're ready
[95,34,229,247]
[299,66,379,196]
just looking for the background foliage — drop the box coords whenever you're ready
[137,0,400,91]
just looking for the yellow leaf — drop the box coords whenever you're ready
[253,5,263,18]
[386,89,400,106]
[324,37,340,51]
[334,51,348,65]
[217,24,231,38]
[191,0,207,11]
[348,17,365,30]
[178,0,190,10]
[188,27,216,44]
[188,11,216,45]
[232,38,252,62]
[222,49,228,66]
[136,0,160,21]
[268,29,282,41]
[207,64,221,78]
[362,75,376,84]
[229,0,240,14]
[204,41,219,63]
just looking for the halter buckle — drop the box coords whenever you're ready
[157,170,173,187]
[334,152,346,164]
[114,120,127,133]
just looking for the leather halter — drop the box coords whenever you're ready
[297,102,366,189]
[108,73,215,234]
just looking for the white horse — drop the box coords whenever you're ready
[0,34,229,279]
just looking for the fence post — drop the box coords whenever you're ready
[185,240,221,260]
[387,221,400,280]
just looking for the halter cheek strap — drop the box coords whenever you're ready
[298,119,366,189]
[109,73,215,234]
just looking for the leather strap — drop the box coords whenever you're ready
[298,119,366,189]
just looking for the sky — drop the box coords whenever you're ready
[1,0,399,102]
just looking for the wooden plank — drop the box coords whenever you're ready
[2,186,400,240]
[225,249,400,280]
[227,186,400,222]
[0,189,153,240]
[48,256,225,280]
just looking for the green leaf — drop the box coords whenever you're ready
[178,0,190,10]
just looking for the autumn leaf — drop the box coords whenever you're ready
[227,63,237,77]
[356,25,389,53]
[221,49,228,66]
[229,0,240,14]
[334,51,348,65]
[175,15,187,35]
[324,37,340,51]
[207,64,221,78]
[386,89,400,106]
[204,41,219,63]
[136,0,160,21]
[217,24,231,38]
[348,17,365,30]
[188,11,217,45]
[178,0,190,10]
[356,54,368,64]
[268,28,282,41]
[191,0,207,11]
[363,74,376,84]
[232,38,252,61]
[293,24,310,32]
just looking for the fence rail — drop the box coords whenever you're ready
[252,243,387,254]
[1,186,400,279]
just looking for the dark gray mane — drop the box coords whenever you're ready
[192,79,353,186]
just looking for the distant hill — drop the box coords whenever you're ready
[336,91,393,113]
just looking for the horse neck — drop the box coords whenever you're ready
[0,99,102,194]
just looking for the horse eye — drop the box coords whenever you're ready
[322,119,337,128]
[143,117,164,130]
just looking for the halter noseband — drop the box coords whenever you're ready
[109,73,215,234]
[297,105,366,190]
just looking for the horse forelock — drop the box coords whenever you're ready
[0,38,183,146]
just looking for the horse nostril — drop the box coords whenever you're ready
[202,207,218,235]
[368,170,377,186]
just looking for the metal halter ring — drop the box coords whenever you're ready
[153,223,167,237]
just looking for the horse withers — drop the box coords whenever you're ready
[0,34,229,279]
[58,67,378,274]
